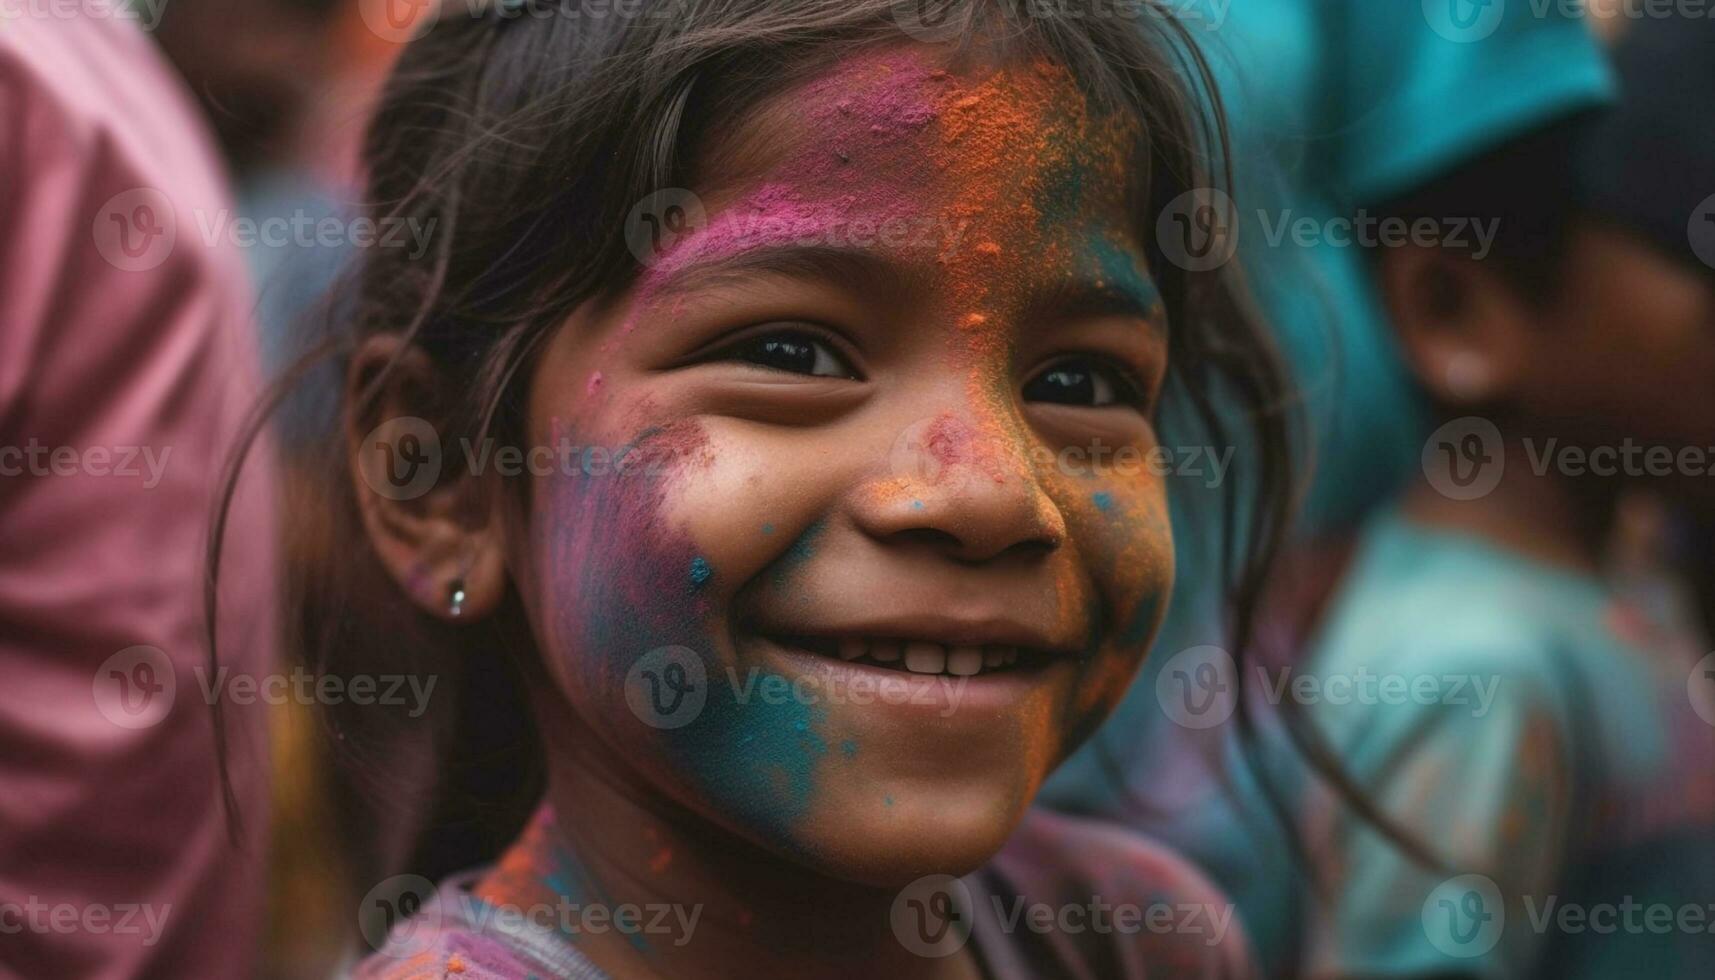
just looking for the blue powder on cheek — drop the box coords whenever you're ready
[673,672,829,842]
[1092,491,1115,513]
[767,519,828,588]
[1120,589,1167,648]
[841,739,858,759]
[911,500,924,511]
[689,556,713,590]
[884,796,894,807]
[761,523,776,536]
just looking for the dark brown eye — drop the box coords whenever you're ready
[728,330,856,379]
[1023,356,1142,409]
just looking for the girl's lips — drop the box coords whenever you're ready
[736,633,1074,718]
[741,610,1084,659]
[763,632,1043,677]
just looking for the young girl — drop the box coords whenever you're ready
[232,1,1297,976]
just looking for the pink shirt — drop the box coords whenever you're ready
[0,11,278,978]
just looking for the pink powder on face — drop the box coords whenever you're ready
[586,371,605,398]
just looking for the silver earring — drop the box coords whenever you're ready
[448,580,467,618]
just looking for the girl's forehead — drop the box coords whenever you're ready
[699,45,1137,219]
[663,45,1153,320]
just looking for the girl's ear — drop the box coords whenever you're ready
[346,335,509,623]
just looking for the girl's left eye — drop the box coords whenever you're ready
[722,330,857,379]
[1023,356,1146,410]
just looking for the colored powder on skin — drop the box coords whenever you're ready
[761,523,776,536]
[884,796,895,807]
[1119,586,1168,649]
[767,519,828,589]
[586,371,605,398]
[841,739,858,759]
[689,556,713,590]
[1092,491,1115,512]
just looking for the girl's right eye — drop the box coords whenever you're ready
[721,329,859,380]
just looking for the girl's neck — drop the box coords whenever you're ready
[1401,432,1618,574]
[473,722,982,980]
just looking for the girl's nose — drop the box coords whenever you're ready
[854,412,1067,564]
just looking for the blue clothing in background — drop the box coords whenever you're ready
[1295,511,1715,978]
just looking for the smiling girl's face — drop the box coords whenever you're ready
[511,45,1174,884]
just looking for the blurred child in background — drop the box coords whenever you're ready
[1041,1,1619,971]
[1282,12,1715,977]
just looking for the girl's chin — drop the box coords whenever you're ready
[769,798,1032,889]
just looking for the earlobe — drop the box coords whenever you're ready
[1379,244,1528,407]
[346,335,511,623]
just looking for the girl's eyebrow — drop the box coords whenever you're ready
[645,239,1164,337]
[646,243,927,305]
[1020,274,1166,337]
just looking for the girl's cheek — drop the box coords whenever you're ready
[528,419,719,706]
[1061,471,1174,701]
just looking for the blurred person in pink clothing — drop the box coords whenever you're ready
[0,7,278,979]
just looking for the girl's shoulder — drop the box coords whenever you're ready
[966,808,1257,979]
[349,872,609,980]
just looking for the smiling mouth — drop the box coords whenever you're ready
[761,634,1049,677]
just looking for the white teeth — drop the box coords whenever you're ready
[984,647,1005,668]
[904,643,946,675]
[839,638,867,661]
[947,648,983,676]
[870,640,902,663]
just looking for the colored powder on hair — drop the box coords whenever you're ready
[688,556,713,590]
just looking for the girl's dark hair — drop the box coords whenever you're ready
[209,0,1412,896]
